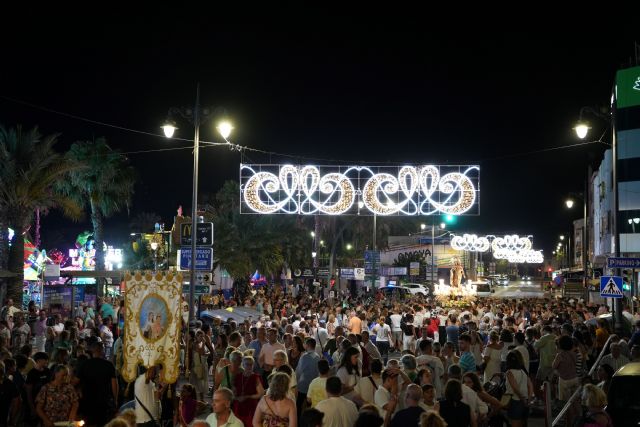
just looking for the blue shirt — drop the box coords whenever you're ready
[295,350,320,394]
[248,340,263,373]
[459,351,476,373]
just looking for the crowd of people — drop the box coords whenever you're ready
[0,284,639,427]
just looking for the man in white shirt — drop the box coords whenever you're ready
[389,310,403,349]
[358,359,383,404]
[205,387,244,427]
[375,368,400,420]
[134,365,162,425]
[600,342,630,372]
[315,376,358,427]
[259,328,286,376]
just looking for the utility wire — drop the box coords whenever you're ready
[0,94,611,164]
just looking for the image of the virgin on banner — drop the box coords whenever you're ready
[122,271,182,383]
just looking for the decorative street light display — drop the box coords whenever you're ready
[240,164,480,216]
[449,233,543,263]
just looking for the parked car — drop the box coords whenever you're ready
[474,281,495,297]
[488,274,509,286]
[607,362,640,426]
[400,282,429,296]
[379,285,410,300]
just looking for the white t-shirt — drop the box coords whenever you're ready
[374,323,392,342]
[461,383,481,415]
[374,385,393,420]
[134,374,160,422]
[358,375,381,404]
[336,366,360,401]
[390,314,403,332]
[316,396,358,427]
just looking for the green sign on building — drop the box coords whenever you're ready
[616,66,640,109]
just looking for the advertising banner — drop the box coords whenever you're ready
[43,286,73,318]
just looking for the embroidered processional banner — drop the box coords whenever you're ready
[122,271,182,383]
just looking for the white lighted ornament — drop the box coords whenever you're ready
[240,164,480,216]
[450,234,491,252]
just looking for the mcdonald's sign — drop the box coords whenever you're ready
[180,222,214,246]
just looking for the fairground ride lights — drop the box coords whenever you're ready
[240,164,479,216]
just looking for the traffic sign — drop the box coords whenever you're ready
[195,272,213,286]
[364,250,380,274]
[179,248,214,271]
[606,257,640,269]
[182,284,211,295]
[316,267,331,278]
[600,276,624,298]
[181,222,214,246]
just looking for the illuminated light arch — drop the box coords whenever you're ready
[450,234,491,252]
[448,234,542,264]
[240,164,480,216]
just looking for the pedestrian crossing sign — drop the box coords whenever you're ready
[600,276,624,298]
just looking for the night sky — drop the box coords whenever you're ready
[1,11,638,257]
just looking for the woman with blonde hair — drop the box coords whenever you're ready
[580,384,612,427]
[420,410,448,427]
[253,372,296,427]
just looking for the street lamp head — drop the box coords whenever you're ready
[573,120,591,139]
[150,242,158,251]
[311,251,317,258]
[629,218,633,225]
[559,235,565,241]
[439,222,446,229]
[358,201,365,209]
[310,231,315,238]
[635,218,640,224]
[346,243,352,250]
[552,250,556,255]
[217,121,233,139]
[565,199,575,209]
[161,123,177,138]
[320,240,324,246]
[420,223,426,230]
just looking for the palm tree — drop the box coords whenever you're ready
[58,138,135,289]
[214,181,289,281]
[0,125,82,304]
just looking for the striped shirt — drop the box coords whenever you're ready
[600,354,630,372]
[459,351,476,373]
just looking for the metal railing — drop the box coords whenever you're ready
[550,334,615,426]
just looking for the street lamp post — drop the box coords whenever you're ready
[162,83,232,329]
[565,192,590,302]
[150,242,158,271]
